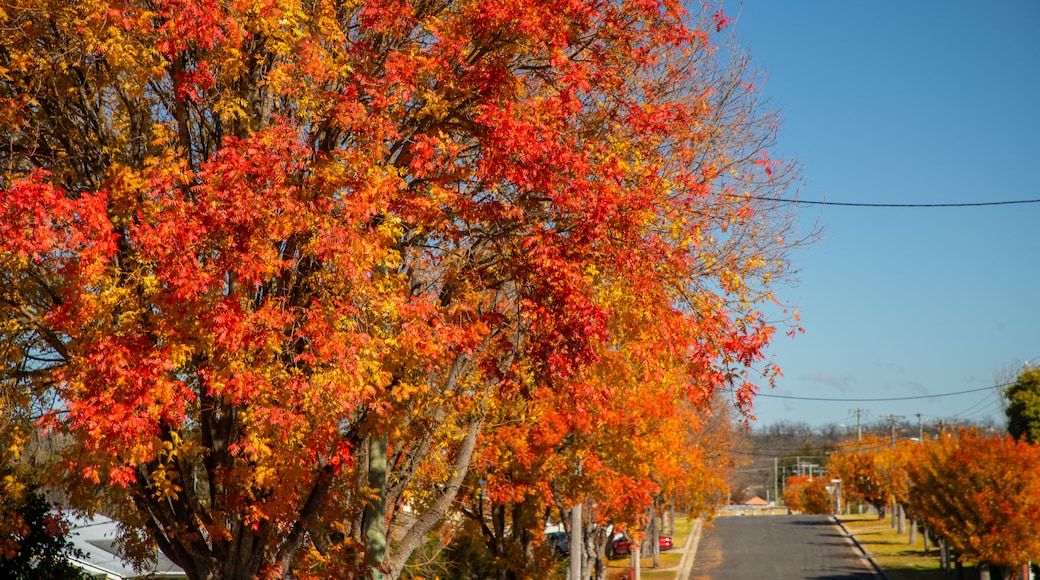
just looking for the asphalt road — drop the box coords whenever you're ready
[688,515,880,580]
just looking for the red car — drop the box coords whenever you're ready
[611,534,673,556]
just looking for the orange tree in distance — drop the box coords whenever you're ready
[782,475,831,515]
[906,430,1040,578]
[827,435,894,518]
[0,1,803,579]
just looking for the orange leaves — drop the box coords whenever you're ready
[831,431,1040,568]
[905,430,1040,569]
[783,475,831,514]
[0,0,804,577]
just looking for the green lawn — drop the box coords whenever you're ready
[838,514,979,580]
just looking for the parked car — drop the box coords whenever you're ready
[610,534,673,556]
[546,531,569,556]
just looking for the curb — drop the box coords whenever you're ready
[675,518,704,580]
[832,516,891,580]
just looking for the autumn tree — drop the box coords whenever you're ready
[1005,366,1040,443]
[906,430,1040,579]
[781,475,830,515]
[826,435,893,518]
[0,1,801,579]
[449,331,735,580]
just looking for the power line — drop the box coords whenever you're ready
[733,382,1008,402]
[734,195,1040,208]
[949,392,1000,420]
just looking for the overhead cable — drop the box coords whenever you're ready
[734,383,1007,402]
[733,195,1040,208]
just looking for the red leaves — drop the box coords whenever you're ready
[712,8,733,33]
[131,125,308,298]
[153,0,242,57]
[173,61,215,103]
[2,0,800,576]
[755,149,780,176]
[0,170,116,275]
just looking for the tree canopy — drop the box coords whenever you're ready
[0,1,801,578]
[905,430,1040,574]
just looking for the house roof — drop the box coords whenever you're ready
[743,496,769,506]
[64,513,186,579]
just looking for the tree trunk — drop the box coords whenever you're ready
[923,527,930,553]
[979,563,991,580]
[581,514,610,580]
[569,502,582,580]
[632,545,641,580]
[909,518,916,545]
[650,511,660,568]
[363,436,388,579]
[590,523,610,580]
[669,501,675,536]
[384,416,483,579]
[897,504,905,535]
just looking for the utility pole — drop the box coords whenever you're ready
[774,457,779,507]
[880,414,904,446]
[850,408,867,441]
[916,413,923,441]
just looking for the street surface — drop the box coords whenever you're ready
[688,515,880,580]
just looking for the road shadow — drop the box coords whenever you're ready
[805,574,878,580]
[781,516,837,526]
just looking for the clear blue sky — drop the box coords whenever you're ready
[724,0,1040,432]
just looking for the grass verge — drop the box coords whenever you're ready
[839,514,977,580]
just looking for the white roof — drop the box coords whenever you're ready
[64,513,186,579]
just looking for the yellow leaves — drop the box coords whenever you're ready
[377,212,404,248]
[418,89,452,123]
[240,0,309,52]
[0,0,803,574]
[582,262,600,282]
[148,464,183,500]
[214,95,251,125]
